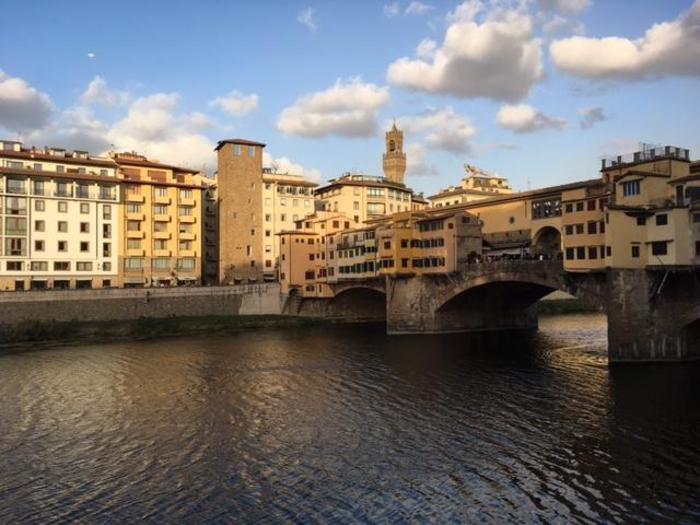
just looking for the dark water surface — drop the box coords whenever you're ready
[1,314,699,524]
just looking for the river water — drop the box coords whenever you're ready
[0,313,698,524]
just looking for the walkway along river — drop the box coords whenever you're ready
[0,313,698,523]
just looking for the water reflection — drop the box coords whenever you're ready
[0,314,698,523]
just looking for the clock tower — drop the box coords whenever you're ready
[382,122,406,185]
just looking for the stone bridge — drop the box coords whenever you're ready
[292,260,700,363]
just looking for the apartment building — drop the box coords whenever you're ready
[112,152,204,287]
[0,140,119,290]
[601,145,698,268]
[431,164,513,208]
[202,177,218,284]
[561,182,609,272]
[262,170,317,279]
[280,208,482,298]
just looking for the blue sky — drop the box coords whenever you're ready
[1,0,699,196]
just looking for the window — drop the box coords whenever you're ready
[575,224,584,234]
[6,197,26,215]
[77,262,93,271]
[80,222,90,233]
[77,184,90,199]
[6,178,26,194]
[177,258,195,270]
[622,180,641,197]
[103,263,112,272]
[265,214,272,222]
[565,248,575,260]
[7,261,24,271]
[248,146,255,157]
[127,203,141,213]
[127,221,141,231]
[606,246,612,257]
[58,221,68,233]
[655,214,668,226]
[651,241,668,256]
[58,201,67,213]
[384,241,391,249]
[124,258,144,270]
[631,245,640,258]
[179,206,192,216]
[34,240,44,252]
[58,241,68,252]
[587,200,596,211]
[103,205,112,220]
[588,247,598,259]
[587,222,597,235]
[80,241,89,252]
[401,239,408,248]
[34,200,45,211]
[153,205,168,215]
[31,261,47,271]
[53,261,70,271]
[179,240,192,251]
[565,225,574,235]
[35,220,45,232]
[636,216,646,226]
[576,247,585,259]
[5,217,26,235]
[56,165,65,173]
[154,239,168,250]
[576,202,584,212]
[179,189,192,199]
[152,258,170,269]
[56,182,71,197]
[127,239,141,249]
[155,187,168,197]
[234,144,241,156]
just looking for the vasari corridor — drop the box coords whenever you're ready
[1,0,700,523]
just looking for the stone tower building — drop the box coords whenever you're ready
[215,139,265,284]
[382,122,407,185]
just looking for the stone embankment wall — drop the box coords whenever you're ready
[0,284,284,327]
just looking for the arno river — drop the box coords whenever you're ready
[1,313,698,523]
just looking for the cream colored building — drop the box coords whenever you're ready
[431,164,513,208]
[0,140,120,290]
[262,169,317,279]
[112,152,204,287]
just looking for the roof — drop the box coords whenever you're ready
[315,176,411,193]
[262,173,318,187]
[615,170,670,182]
[215,138,266,151]
[0,166,118,185]
[113,155,199,174]
[0,147,116,168]
[669,173,700,184]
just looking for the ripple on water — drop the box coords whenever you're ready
[0,314,699,523]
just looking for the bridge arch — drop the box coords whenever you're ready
[328,285,387,322]
[531,225,562,258]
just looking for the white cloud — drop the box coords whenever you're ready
[210,90,259,117]
[540,13,585,36]
[387,3,544,101]
[416,38,438,59]
[397,107,476,154]
[405,1,433,15]
[405,142,438,176]
[0,70,53,133]
[578,106,606,129]
[87,52,96,59]
[550,1,700,81]
[297,7,317,32]
[536,0,590,16]
[26,106,111,154]
[277,78,390,138]
[263,151,322,182]
[384,2,400,18]
[497,103,566,133]
[80,76,130,107]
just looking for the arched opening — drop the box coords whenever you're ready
[684,319,700,357]
[389,139,396,152]
[532,226,562,259]
[329,287,386,323]
[435,281,556,333]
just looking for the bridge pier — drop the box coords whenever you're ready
[606,269,700,363]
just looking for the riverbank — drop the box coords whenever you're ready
[0,315,330,348]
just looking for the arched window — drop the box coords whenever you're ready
[389,140,396,152]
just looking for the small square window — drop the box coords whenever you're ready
[34,240,44,251]
[58,201,68,213]
[80,203,89,214]
[80,241,89,252]
[631,245,640,258]
[35,200,45,211]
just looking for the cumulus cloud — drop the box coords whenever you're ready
[0,70,53,133]
[398,107,476,154]
[405,1,433,15]
[26,106,111,154]
[497,104,566,133]
[387,2,544,101]
[277,78,390,138]
[536,0,590,15]
[405,142,438,176]
[578,106,606,129]
[550,1,700,81]
[384,2,400,18]
[80,76,130,107]
[297,7,317,32]
[263,151,322,182]
[210,90,259,117]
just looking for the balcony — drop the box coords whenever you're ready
[126,212,145,222]
[127,193,145,203]
[179,231,196,241]
[179,249,197,257]
[126,248,145,257]
[153,214,172,223]
[153,231,171,240]
[179,215,196,224]
[54,189,73,198]
[154,195,171,205]
[76,188,92,199]
[127,230,145,239]
[153,249,172,257]
[179,197,196,206]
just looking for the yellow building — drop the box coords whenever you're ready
[601,145,698,268]
[0,140,120,290]
[431,164,513,208]
[279,208,482,298]
[112,152,204,287]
